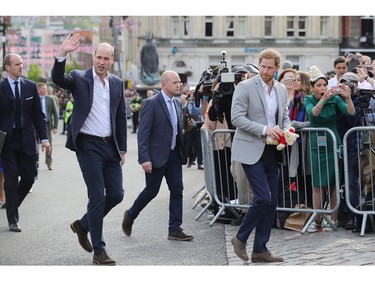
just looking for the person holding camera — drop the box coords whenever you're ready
[230,48,290,263]
[304,65,355,233]
[335,72,364,230]
[201,65,249,221]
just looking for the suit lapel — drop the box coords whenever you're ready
[254,76,268,119]
[85,68,94,111]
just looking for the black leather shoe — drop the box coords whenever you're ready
[198,164,204,170]
[168,230,194,241]
[122,210,134,236]
[93,251,116,266]
[9,223,22,232]
[70,220,93,253]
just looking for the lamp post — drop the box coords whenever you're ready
[1,16,7,65]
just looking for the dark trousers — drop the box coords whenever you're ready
[237,145,279,253]
[128,147,184,232]
[132,111,139,133]
[186,129,202,165]
[2,129,37,224]
[75,136,124,254]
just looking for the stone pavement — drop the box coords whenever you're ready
[224,223,375,266]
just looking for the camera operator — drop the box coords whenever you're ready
[335,72,363,229]
[207,65,249,130]
[201,65,249,219]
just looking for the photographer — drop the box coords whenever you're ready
[201,65,249,220]
[335,72,363,230]
[207,65,249,130]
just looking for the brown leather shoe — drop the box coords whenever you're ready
[122,210,134,236]
[231,235,249,261]
[168,230,194,241]
[251,251,284,263]
[70,220,93,253]
[93,251,116,266]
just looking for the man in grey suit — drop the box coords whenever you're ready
[230,48,291,263]
[122,70,193,241]
[52,33,127,266]
[37,82,58,171]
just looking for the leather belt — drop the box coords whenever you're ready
[79,133,114,142]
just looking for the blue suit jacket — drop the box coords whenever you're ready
[137,92,187,167]
[0,77,47,156]
[51,59,127,158]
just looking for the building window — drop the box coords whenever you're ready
[320,16,328,37]
[298,16,306,37]
[287,16,295,37]
[172,16,179,37]
[265,16,273,37]
[226,16,234,37]
[205,16,213,37]
[238,16,246,37]
[183,16,189,36]
[287,16,307,37]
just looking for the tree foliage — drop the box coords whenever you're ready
[65,58,84,74]
[27,64,42,82]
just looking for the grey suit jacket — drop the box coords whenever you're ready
[230,75,291,165]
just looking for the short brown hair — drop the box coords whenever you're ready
[259,48,282,66]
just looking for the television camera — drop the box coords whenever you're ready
[217,50,243,97]
[194,50,243,107]
[356,89,375,111]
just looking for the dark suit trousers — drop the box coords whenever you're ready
[128,147,184,232]
[237,145,279,253]
[2,129,37,224]
[75,136,124,254]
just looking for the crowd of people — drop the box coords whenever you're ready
[1,31,375,266]
[185,50,375,262]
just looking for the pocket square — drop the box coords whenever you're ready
[25,97,33,100]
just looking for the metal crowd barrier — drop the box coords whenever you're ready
[195,127,343,233]
[342,126,375,237]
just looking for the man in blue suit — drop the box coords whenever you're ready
[122,70,193,241]
[52,33,127,266]
[230,48,291,263]
[0,53,50,232]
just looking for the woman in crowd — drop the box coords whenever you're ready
[303,65,355,232]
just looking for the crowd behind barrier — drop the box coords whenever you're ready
[194,126,375,236]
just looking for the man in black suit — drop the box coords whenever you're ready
[122,70,194,241]
[52,33,127,266]
[0,53,50,232]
